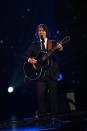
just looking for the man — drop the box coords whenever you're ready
[25,24,63,118]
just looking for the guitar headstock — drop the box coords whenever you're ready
[61,35,70,44]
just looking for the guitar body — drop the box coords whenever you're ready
[23,51,51,80]
[23,62,42,80]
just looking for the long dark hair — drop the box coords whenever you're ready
[35,24,49,38]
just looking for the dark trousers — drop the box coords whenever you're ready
[36,80,58,116]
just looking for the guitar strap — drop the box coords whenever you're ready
[47,40,52,50]
[46,40,53,67]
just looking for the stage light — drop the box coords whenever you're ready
[8,86,14,93]
[0,40,3,44]
[58,73,63,81]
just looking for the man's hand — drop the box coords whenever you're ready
[57,42,63,51]
[28,57,37,65]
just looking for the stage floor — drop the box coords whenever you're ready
[0,112,87,131]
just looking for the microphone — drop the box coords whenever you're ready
[41,35,44,43]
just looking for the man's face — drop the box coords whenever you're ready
[37,27,47,39]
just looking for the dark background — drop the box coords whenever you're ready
[0,0,86,120]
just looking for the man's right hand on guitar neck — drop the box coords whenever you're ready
[28,57,37,65]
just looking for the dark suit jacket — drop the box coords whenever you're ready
[26,39,60,81]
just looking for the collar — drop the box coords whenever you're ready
[40,37,48,43]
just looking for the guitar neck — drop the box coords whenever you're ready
[47,35,70,57]
[42,35,70,60]
[47,45,58,57]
